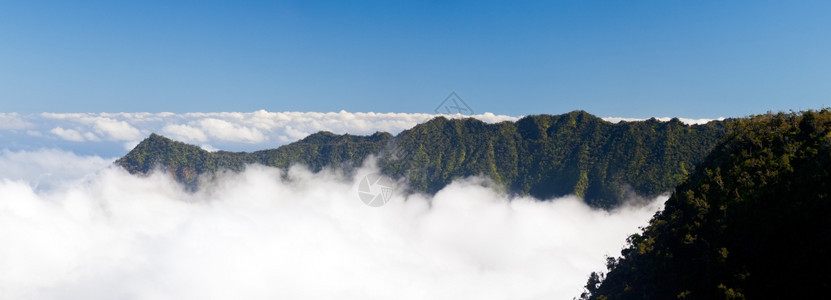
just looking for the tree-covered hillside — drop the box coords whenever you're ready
[387,111,726,207]
[116,111,727,208]
[579,109,831,299]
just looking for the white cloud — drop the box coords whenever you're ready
[40,112,91,120]
[92,118,143,141]
[4,111,513,157]
[50,127,86,142]
[603,116,725,125]
[83,132,101,141]
[0,113,31,130]
[0,150,663,300]
[0,149,113,190]
[197,118,266,143]
[162,124,208,143]
[5,110,725,157]
[13,111,517,150]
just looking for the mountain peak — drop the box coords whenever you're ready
[147,132,169,141]
[115,133,209,180]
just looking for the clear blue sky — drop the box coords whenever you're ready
[1,0,829,118]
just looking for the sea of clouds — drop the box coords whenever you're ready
[0,110,720,157]
[0,147,666,300]
[0,111,517,156]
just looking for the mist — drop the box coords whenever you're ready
[0,150,664,299]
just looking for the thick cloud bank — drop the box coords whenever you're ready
[0,150,663,299]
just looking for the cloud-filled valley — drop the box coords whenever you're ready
[0,149,664,299]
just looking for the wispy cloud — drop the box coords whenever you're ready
[49,127,88,142]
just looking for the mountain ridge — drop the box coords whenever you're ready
[116,111,728,208]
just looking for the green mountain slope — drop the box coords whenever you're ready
[579,109,831,299]
[116,111,726,207]
[387,111,726,207]
[116,131,392,187]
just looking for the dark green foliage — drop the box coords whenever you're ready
[581,109,831,299]
[381,111,726,208]
[116,111,726,207]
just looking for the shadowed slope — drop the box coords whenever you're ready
[580,109,831,299]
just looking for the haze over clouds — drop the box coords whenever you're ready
[0,110,722,157]
[0,150,664,300]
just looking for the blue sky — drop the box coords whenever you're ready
[1,0,829,118]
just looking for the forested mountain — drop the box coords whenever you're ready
[116,111,727,208]
[579,109,831,299]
